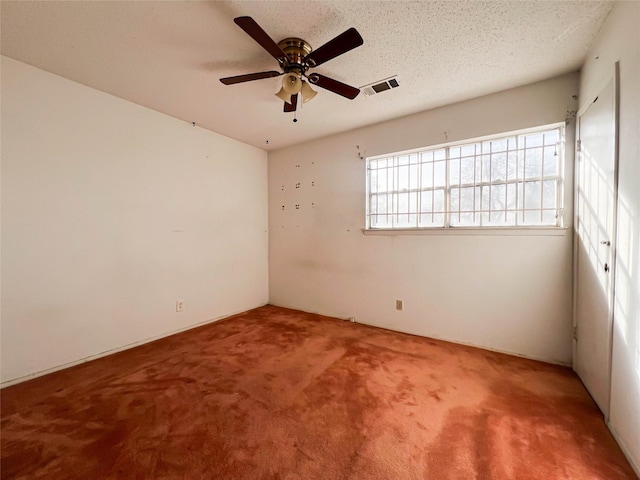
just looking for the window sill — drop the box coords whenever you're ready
[362,226,569,236]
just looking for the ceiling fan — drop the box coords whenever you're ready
[220,16,364,113]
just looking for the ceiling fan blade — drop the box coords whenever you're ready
[304,28,363,67]
[308,74,360,99]
[284,94,298,112]
[220,71,282,85]
[234,16,288,63]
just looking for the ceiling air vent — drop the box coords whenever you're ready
[362,76,399,96]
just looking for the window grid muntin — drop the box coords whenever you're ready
[366,125,564,229]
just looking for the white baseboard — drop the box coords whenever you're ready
[268,301,572,366]
[608,422,640,478]
[1,303,267,389]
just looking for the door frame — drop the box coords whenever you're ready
[572,62,620,421]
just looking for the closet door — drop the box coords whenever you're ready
[574,69,619,417]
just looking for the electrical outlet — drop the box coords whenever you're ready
[176,300,184,312]
[396,300,403,311]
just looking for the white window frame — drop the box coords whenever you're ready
[365,124,566,232]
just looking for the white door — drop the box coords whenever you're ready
[574,72,618,417]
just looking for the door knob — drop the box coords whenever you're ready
[600,240,611,246]
[604,263,610,272]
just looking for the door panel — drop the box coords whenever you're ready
[574,74,618,416]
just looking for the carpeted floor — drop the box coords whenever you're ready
[1,305,636,479]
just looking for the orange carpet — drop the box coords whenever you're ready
[1,305,636,479]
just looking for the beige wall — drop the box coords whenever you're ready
[579,0,640,474]
[268,73,578,365]
[1,57,269,384]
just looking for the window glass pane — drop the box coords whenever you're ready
[420,190,433,213]
[490,184,506,213]
[450,159,461,185]
[421,151,434,163]
[524,132,544,148]
[490,210,508,225]
[461,144,476,157]
[543,210,557,224]
[480,185,489,213]
[543,180,557,209]
[377,195,388,215]
[434,161,446,187]
[544,129,558,145]
[522,181,543,225]
[398,164,409,191]
[507,183,517,210]
[421,162,434,188]
[481,154,491,182]
[486,138,509,154]
[461,157,476,184]
[409,163,419,190]
[524,211,544,225]
[397,192,409,215]
[419,190,444,227]
[376,168,388,192]
[491,152,507,182]
[460,187,476,213]
[524,147,542,179]
[369,169,377,193]
[396,214,412,228]
[543,146,558,176]
[507,151,517,181]
[517,150,525,179]
[409,192,419,214]
[451,187,460,214]
[434,189,445,213]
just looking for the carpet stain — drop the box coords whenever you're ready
[1,305,636,479]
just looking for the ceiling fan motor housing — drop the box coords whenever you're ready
[277,38,313,74]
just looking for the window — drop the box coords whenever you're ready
[366,125,565,230]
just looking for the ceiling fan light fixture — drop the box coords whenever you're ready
[275,87,292,103]
[300,81,317,103]
[282,72,302,95]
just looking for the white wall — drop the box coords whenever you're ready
[1,57,269,385]
[579,1,640,473]
[269,73,578,365]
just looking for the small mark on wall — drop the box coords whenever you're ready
[295,183,301,189]
[295,204,300,209]
[281,185,285,191]
[311,181,315,187]
[295,164,301,168]
[281,205,285,210]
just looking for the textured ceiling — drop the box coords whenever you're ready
[1,1,612,151]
